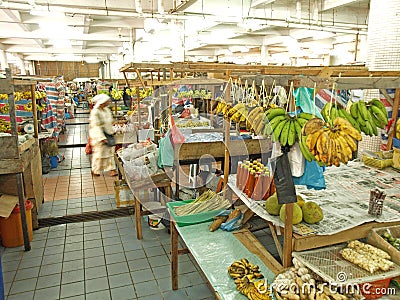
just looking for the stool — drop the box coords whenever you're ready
[134,179,172,240]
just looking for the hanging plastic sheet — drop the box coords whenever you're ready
[158,130,174,168]
[294,87,324,119]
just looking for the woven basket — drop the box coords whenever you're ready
[357,130,383,159]
[362,151,393,169]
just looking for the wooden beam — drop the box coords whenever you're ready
[387,88,400,150]
[283,203,293,268]
[269,223,283,260]
[380,89,394,106]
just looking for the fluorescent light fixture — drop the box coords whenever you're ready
[30,7,65,18]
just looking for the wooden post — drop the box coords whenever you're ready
[388,88,400,150]
[30,84,38,138]
[283,203,293,267]
[223,80,231,195]
[134,196,142,240]
[210,86,215,125]
[171,220,179,290]
[123,72,130,88]
[136,88,141,128]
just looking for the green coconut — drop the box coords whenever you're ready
[264,192,282,216]
[302,201,323,224]
[279,203,303,225]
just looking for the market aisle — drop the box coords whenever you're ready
[1,217,215,300]
[1,109,216,300]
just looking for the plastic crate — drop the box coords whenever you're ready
[166,200,225,227]
[359,278,391,300]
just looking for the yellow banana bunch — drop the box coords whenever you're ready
[0,103,9,114]
[24,102,33,112]
[34,91,46,99]
[304,117,361,166]
[0,119,11,132]
[111,88,123,100]
[215,98,228,115]
[229,103,249,123]
[228,259,271,300]
[0,94,7,100]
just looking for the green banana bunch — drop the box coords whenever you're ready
[348,99,387,136]
[266,107,314,146]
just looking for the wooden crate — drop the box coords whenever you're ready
[367,225,400,266]
[114,179,135,207]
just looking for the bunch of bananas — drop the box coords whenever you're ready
[111,88,123,100]
[14,91,32,101]
[301,117,361,166]
[37,103,46,112]
[321,99,388,137]
[0,94,7,100]
[350,99,388,136]
[125,87,136,97]
[34,91,46,99]
[266,107,314,146]
[228,259,271,300]
[228,103,249,123]
[0,104,9,114]
[0,119,11,132]
[245,106,268,135]
[24,102,33,112]
[215,99,233,118]
[139,87,153,98]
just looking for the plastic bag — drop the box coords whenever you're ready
[169,115,185,147]
[217,210,244,232]
[85,138,92,155]
[271,141,305,177]
[293,87,324,119]
[158,131,174,168]
[292,160,326,190]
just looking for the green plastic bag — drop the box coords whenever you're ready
[294,87,323,119]
[158,130,174,168]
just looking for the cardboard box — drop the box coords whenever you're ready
[0,194,18,218]
[367,225,400,266]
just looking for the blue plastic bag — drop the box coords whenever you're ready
[216,209,243,231]
[293,160,326,190]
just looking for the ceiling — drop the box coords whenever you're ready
[0,0,370,67]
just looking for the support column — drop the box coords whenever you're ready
[0,50,8,70]
[261,45,268,65]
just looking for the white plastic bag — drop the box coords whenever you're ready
[271,142,305,177]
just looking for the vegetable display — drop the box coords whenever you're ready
[340,240,393,273]
[382,230,400,251]
[173,190,230,216]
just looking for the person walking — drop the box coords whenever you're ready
[89,94,118,177]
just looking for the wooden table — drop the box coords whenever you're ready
[226,178,400,271]
[173,136,271,198]
[169,219,277,298]
[114,153,172,240]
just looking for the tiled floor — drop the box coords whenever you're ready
[1,109,216,300]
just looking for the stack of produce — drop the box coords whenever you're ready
[209,208,241,232]
[0,119,11,132]
[273,257,360,300]
[228,258,271,300]
[264,192,324,225]
[176,120,209,128]
[236,160,275,200]
[321,99,388,137]
[299,117,361,166]
[381,230,400,251]
[340,240,394,273]
[173,190,230,216]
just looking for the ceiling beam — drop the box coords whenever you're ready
[321,0,359,11]
[2,9,46,49]
[250,0,276,8]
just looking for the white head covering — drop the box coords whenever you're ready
[93,94,111,108]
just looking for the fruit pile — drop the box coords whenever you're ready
[300,117,361,166]
[228,258,271,300]
[111,88,123,100]
[176,120,209,128]
[273,257,358,300]
[321,99,388,136]
[264,192,324,225]
[341,240,394,273]
[381,230,400,251]
[0,104,9,114]
[0,119,11,132]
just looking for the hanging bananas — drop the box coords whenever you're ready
[228,103,249,123]
[303,117,361,167]
[0,119,11,133]
[322,99,388,137]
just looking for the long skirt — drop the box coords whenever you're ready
[91,142,115,174]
